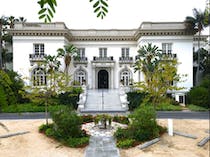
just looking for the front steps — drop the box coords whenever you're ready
[78,89,128,114]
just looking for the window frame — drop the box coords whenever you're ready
[162,43,172,54]
[99,48,107,58]
[32,67,47,86]
[34,43,45,55]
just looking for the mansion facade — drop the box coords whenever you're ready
[10,22,200,103]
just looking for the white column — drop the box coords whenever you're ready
[92,66,95,89]
[168,119,173,136]
[111,67,114,89]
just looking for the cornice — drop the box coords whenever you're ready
[193,35,209,41]
[134,30,191,40]
[9,29,72,41]
[9,22,196,42]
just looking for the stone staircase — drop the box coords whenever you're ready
[78,88,128,113]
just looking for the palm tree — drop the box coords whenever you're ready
[43,54,60,125]
[134,43,162,87]
[7,16,18,29]
[57,44,78,84]
[185,8,209,85]
[18,17,27,23]
[44,54,61,89]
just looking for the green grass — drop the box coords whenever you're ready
[186,104,209,111]
[1,103,67,113]
[156,103,183,111]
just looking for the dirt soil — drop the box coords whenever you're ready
[0,119,209,157]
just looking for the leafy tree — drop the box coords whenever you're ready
[5,70,25,103]
[0,16,27,70]
[0,70,17,109]
[134,43,183,107]
[24,53,73,125]
[184,8,210,85]
[37,0,109,22]
[0,16,8,69]
[194,48,210,77]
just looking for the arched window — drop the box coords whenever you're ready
[75,70,86,85]
[32,67,47,86]
[120,70,131,86]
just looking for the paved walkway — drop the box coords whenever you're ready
[85,135,120,157]
[82,89,125,112]
[83,122,121,157]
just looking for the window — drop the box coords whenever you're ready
[121,48,129,58]
[34,44,44,54]
[77,48,85,58]
[32,67,46,86]
[162,43,172,53]
[75,70,86,85]
[99,48,107,58]
[120,70,131,86]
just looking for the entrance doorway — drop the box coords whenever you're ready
[98,70,109,89]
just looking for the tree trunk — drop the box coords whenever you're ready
[196,31,201,85]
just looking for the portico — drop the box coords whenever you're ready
[91,58,116,89]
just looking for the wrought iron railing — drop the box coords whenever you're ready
[92,56,114,62]
[119,57,133,63]
[29,53,46,61]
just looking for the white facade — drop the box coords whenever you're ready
[10,22,197,103]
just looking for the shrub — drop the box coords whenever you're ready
[187,86,210,108]
[39,123,54,132]
[1,103,67,113]
[187,104,209,111]
[66,137,89,147]
[45,128,55,137]
[39,124,49,132]
[187,76,210,108]
[127,91,146,110]
[113,115,129,125]
[81,115,94,124]
[58,87,82,109]
[116,139,135,148]
[129,105,159,141]
[114,128,131,139]
[51,108,83,138]
[156,103,182,111]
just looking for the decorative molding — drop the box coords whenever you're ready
[10,22,199,42]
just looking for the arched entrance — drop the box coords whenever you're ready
[98,70,109,89]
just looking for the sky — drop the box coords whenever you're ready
[0,0,209,33]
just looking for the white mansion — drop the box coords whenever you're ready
[9,22,205,104]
